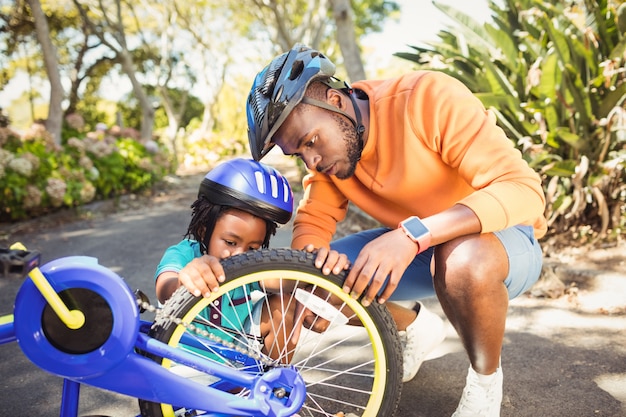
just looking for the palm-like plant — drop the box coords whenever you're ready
[397,0,626,244]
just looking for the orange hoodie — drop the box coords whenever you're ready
[291,71,547,250]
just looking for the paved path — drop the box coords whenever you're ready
[1,156,625,416]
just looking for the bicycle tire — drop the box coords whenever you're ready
[139,248,402,417]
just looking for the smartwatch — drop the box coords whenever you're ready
[398,216,431,254]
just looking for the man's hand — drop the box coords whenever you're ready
[342,228,417,306]
[302,244,351,275]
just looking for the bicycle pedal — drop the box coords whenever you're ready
[0,247,41,279]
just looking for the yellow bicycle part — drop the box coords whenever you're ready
[10,242,85,329]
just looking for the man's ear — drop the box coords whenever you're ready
[326,89,347,110]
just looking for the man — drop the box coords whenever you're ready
[246,44,546,417]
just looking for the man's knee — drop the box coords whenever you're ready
[434,234,508,293]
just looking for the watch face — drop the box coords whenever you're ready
[402,217,429,239]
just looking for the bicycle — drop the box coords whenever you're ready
[0,243,402,417]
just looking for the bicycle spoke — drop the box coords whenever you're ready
[139,249,402,417]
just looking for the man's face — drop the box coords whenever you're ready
[273,105,361,180]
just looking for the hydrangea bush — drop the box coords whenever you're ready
[0,120,173,221]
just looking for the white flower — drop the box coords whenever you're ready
[23,185,42,209]
[21,152,40,171]
[88,166,100,180]
[65,113,85,130]
[86,139,114,158]
[80,155,94,171]
[67,137,86,152]
[8,157,33,177]
[144,140,159,154]
[80,181,96,203]
[0,149,14,167]
[45,178,67,207]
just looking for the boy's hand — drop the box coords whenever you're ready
[178,254,226,298]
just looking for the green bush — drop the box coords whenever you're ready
[0,125,173,221]
[396,0,626,243]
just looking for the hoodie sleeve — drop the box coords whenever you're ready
[291,172,350,249]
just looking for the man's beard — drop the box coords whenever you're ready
[333,113,362,180]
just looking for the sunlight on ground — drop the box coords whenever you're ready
[595,373,626,413]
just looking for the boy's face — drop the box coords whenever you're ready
[207,208,267,258]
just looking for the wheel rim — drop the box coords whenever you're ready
[156,269,389,417]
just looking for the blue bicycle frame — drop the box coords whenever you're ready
[0,254,305,417]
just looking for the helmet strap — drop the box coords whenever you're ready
[347,92,365,160]
[301,91,365,143]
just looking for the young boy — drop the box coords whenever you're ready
[154,158,299,361]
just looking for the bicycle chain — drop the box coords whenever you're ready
[136,299,278,368]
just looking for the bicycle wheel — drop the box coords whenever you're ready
[139,248,402,417]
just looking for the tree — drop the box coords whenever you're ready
[73,0,156,141]
[63,21,116,120]
[331,0,365,81]
[171,1,234,135]
[2,0,401,151]
[232,0,399,81]
[1,1,40,124]
[1,0,120,132]
[241,0,329,52]
[26,0,63,144]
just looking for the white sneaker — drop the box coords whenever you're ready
[399,302,446,382]
[452,365,503,417]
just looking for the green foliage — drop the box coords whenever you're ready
[351,0,401,36]
[117,86,203,132]
[117,96,143,130]
[0,125,173,221]
[396,0,626,243]
[0,0,83,93]
[180,130,247,170]
[72,59,118,131]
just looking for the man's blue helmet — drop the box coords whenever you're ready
[199,158,293,224]
[246,44,342,161]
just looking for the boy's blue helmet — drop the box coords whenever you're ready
[198,158,293,224]
[246,44,345,161]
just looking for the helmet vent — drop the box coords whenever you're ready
[267,94,287,127]
[269,175,278,198]
[249,91,265,127]
[289,60,304,80]
[262,53,287,95]
[254,171,265,194]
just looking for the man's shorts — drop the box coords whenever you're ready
[330,224,542,301]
